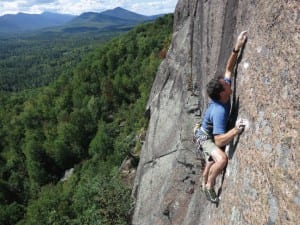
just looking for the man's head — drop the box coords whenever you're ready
[206,77,232,102]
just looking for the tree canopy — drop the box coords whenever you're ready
[0,14,173,225]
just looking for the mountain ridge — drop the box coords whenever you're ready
[64,7,162,33]
[0,7,163,34]
[100,7,153,21]
[0,12,75,32]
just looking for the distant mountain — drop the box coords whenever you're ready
[0,12,75,33]
[0,7,164,34]
[63,7,162,33]
[101,7,153,21]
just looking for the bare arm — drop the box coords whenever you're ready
[224,31,248,80]
[214,117,247,147]
[214,127,241,147]
[215,31,248,146]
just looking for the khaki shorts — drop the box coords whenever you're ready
[201,139,219,162]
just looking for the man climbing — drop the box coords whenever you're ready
[194,31,248,203]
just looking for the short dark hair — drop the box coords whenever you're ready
[206,77,224,100]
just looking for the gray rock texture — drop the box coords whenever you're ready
[132,0,299,224]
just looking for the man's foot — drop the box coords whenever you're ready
[200,184,211,200]
[203,187,211,200]
[205,188,219,203]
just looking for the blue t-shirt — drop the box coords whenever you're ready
[201,100,231,135]
[201,78,232,135]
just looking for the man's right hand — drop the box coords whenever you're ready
[235,118,248,134]
[235,126,245,135]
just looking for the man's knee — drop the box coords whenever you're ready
[211,149,228,166]
[219,155,228,167]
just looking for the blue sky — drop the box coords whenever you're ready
[0,0,178,16]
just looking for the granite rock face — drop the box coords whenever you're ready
[132,0,299,224]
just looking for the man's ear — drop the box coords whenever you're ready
[219,91,225,100]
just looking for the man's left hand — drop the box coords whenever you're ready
[235,31,248,50]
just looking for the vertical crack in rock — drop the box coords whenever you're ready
[188,0,199,96]
[216,0,238,76]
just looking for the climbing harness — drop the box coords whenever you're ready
[193,125,211,159]
[195,137,203,159]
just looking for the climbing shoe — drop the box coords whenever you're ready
[200,184,206,193]
[203,187,211,201]
[205,188,219,203]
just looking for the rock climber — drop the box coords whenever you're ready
[194,31,248,203]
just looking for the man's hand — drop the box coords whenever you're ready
[235,31,248,51]
[235,118,249,134]
[224,31,248,79]
[235,126,245,135]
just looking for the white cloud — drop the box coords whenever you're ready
[0,1,21,15]
[0,0,178,16]
[54,0,107,15]
[130,0,177,15]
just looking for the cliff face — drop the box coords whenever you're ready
[132,0,299,225]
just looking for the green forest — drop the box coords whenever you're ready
[0,14,173,225]
[0,30,123,91]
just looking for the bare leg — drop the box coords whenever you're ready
[202,161,214,187]
[206,148,228,189]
